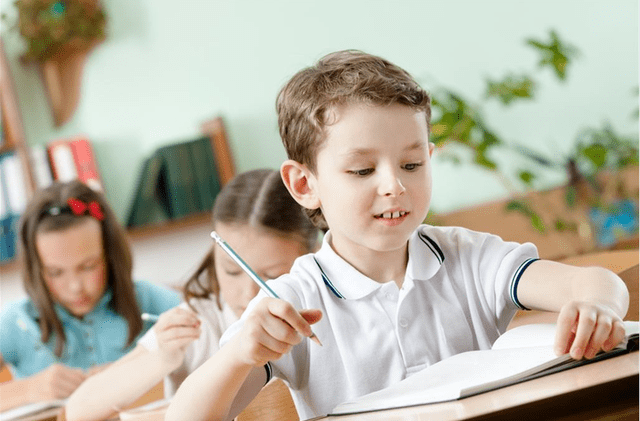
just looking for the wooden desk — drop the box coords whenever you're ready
[316,351,639,421]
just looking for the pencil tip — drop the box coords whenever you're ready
[310,333,323,347]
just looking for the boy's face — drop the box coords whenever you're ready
[308,103,434,261]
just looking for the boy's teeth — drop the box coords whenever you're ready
[380,211,406,219]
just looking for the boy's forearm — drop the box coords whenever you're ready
[165,338,258,421]
[66,347,172,421]
[519,261,630,316]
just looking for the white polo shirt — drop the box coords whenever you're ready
[220,224,539,420]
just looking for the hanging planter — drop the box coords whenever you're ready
[7,0,107,126]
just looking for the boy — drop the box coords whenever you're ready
[166,50,629,421]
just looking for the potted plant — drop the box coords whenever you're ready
[2,0,107,126]
[428,30,639,252]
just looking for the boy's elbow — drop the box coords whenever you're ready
[585,266,630,318]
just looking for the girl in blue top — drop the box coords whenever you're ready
[0,180,180,411]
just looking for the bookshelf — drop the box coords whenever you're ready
[0,39,35,193]
[1,38,36,266]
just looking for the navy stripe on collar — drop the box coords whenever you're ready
[314,257,345,299]
[418,232,445,264]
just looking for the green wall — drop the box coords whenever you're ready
[1,0,637,221]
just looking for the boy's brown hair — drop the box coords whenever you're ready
[276,49,432,227]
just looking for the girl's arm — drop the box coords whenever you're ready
[165,297,322,421]
[517,260,629,360]
[0,355,86,411]
[65,307,201,421]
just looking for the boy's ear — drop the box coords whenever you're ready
[280,160,321,211]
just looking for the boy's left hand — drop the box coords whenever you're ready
[554,301,626,360]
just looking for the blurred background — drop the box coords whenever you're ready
[0,0,637,220]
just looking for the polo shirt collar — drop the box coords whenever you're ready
[314,228,445,300]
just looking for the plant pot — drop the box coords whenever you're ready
[589,199,639,248]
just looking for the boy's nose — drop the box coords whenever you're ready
[378,171,406,197]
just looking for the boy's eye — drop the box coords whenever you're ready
[348,168,374,176]
[403,162,423,171]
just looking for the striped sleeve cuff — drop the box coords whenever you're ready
[264,363,273,384]
[510,258,539,310]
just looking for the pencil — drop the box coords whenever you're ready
[141,313,160,322]
[210,231,322,346]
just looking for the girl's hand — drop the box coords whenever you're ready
[153,307,202,370]
[231,297,322,367]
[554,301,627,360]
[32,363,87,400]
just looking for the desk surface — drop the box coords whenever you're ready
[317,351,639,421]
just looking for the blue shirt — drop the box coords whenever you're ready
[0,280,180,378]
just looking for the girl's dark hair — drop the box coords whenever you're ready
[183,169,319,308]
[18,180,140,357]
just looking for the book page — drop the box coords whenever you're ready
[0,399,66,421]
[331,345,561,415]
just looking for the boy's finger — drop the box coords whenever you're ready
[602,320,626,351]
[570,309,598,359]
[267,299,315,339]
[554,307,578,355]
[584,318,612,359]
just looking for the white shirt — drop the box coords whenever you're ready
[221,225,539,420]
[138,297,238,397]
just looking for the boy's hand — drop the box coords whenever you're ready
[32,363,87,400]
[231,297,322,367]
[554,301,626,360]
[153,307,201,370]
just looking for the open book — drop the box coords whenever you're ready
[0,399,66,421]
[331,321,639,416]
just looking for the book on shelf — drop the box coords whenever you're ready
[126,136,222,227]
[0,153,27,263]
[330,321,639,416]
[29,145,54,190]
[47,136,103,191]
[69,136,103,191]
[47,139,78,182]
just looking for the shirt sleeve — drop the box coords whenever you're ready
[0,304,22,368]
[134,280,181,316]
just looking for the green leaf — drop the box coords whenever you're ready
[505,200,547,233]
[526,30,579,81]
[581,144,607,169]
[518,170,535,186]
[485,74,535,105]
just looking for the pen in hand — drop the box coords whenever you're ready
[210,231,322,346]
[141,313,160,322]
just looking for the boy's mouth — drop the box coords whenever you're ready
[375,211,408,220]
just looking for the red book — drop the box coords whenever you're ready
[69,137,103,191]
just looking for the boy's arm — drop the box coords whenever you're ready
[166,297,321,421]
[165,336,266,421]
[517,260,629,360]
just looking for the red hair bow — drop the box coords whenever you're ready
[67,198,105,221]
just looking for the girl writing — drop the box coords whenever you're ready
[65,169,320,421]
[0,180,181,411]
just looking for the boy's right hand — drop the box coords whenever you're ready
[231,297,322,367]
[153,307,202,370]
[32,363,87,400]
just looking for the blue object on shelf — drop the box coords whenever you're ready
[589,199,639,248]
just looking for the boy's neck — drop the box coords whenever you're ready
[330,239,409,286]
